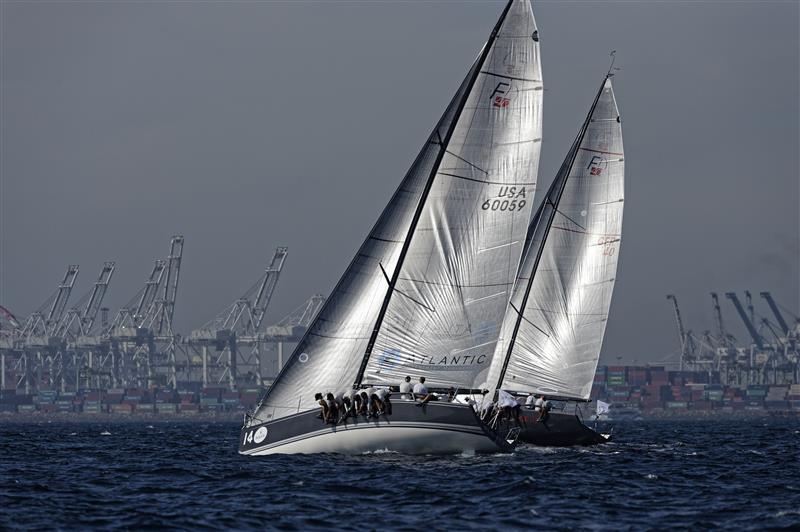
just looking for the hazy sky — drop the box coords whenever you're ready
[1,0,798,364]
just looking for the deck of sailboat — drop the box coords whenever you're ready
[240,400,514,456]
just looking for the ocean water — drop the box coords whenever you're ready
[1,418,799,530]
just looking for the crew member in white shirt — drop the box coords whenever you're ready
[399,376,413,400]
[525,394,537,409]
[413,377,433,406]
[374,387,392,415]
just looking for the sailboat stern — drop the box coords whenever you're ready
[508,410,608,446]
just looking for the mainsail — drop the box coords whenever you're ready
[256,0,542,422]
[362,0,542,388]
[482,76,624,400]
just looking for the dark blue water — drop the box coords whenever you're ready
[1,419,799,530]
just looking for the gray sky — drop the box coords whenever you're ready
[1,0,798,364]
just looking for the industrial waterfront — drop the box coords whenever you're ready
[0,236,797,419]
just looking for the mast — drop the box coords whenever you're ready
[492,75,610,394]
[354,0,515,387]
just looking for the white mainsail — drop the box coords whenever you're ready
[482,76,624,400]
[365,0,542,388]
[256,0,542,422]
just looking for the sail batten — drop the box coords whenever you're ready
[482,76,624,400]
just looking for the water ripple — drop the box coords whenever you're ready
[0,419,798,529]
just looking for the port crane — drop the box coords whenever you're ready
[187,247,288,388]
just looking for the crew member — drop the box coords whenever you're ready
[341,389,355,419]
[478,390,494,421]
[374,387,392,415]
[314,392,329,423]
[538,395,551,424]
[497,391,522,427]
[359,390,371,416]
[525,394,537,410]
[325,393,339,424]
[413,377,434,405]
[399,376,413,400]
[351,389,363,417]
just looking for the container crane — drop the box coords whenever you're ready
[55,262,115,339]
[666,295,692,370]
[711,292,737,348]
[760,292,790,335]
[725,292,765,350]
[20,265,80,340]
[187,247,288,387]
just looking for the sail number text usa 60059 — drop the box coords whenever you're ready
[482,186,528,212]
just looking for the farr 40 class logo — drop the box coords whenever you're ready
[490,82,513,108]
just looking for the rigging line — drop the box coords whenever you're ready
[494,75,610,395]
[439,172,535,186]
[479,70,541,83]
[379,263,436,313]
[509,302,550,337]
[444,150,489,175]
[354,0,516,388]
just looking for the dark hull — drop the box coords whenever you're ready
[501,410,609,447]
[240,400,515,455]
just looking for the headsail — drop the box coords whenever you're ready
[255,1,542,422]
[482,76,624,400]
[362,0,543,388]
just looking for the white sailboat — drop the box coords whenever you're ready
[485,74,625,446]
[240,0,542,456]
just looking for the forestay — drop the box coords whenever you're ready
[254,1,542,423]
[483,77,624,400]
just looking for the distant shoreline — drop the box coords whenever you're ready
[0,411,243,423]
[2,409,796,424]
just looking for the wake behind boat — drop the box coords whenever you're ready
[240,0,543,456]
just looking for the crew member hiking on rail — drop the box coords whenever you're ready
[374,387,392,415]
[315,392,330,423]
